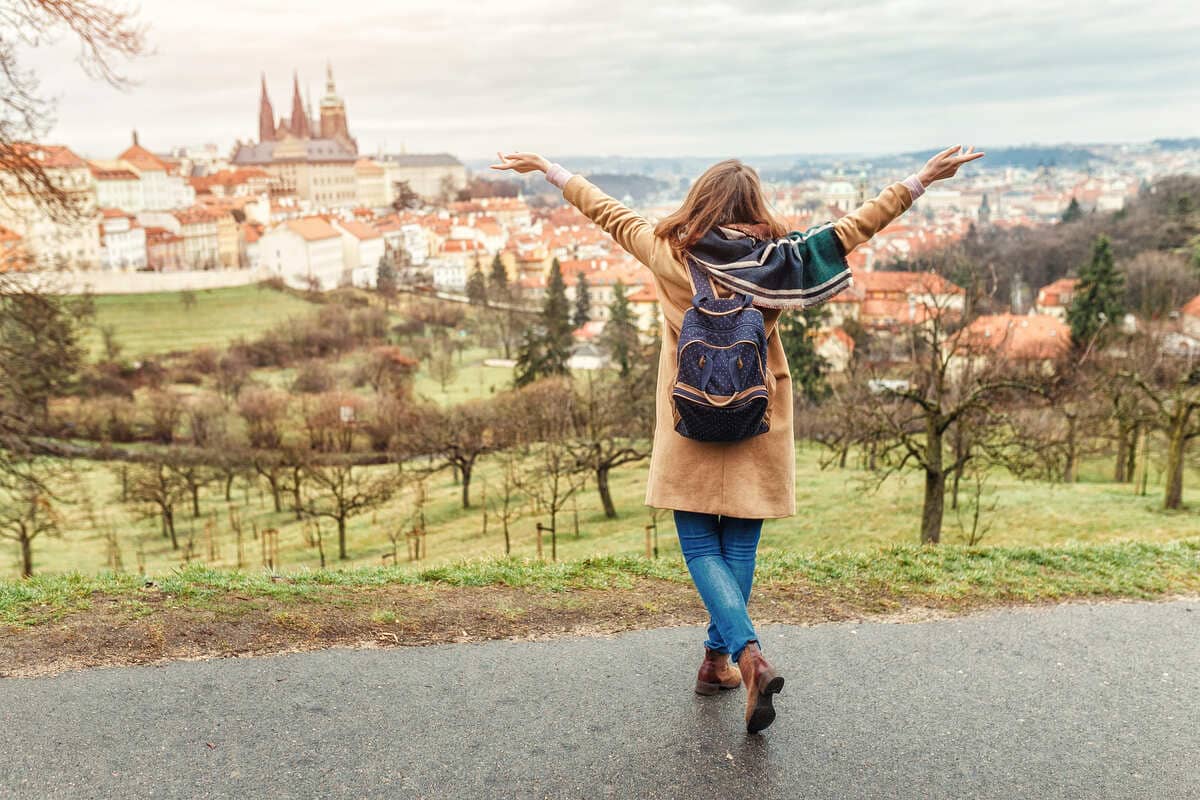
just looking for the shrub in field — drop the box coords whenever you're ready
[185,392,229,448]
[301,391,368,452]
[145,389,184,444]
[237,388,290,449]
[292,360,336,394]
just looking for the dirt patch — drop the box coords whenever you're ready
[2,581,1193,679]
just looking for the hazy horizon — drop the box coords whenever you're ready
[21,0,1200,160]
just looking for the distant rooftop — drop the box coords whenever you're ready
[379,153,463,167]
[232,138,357,165]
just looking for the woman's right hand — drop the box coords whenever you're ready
[917,144,985,186]
[489,151,551,174]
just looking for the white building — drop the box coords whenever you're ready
[379,153,467,202]
[259,217,345,289]
[89,163,144,212]
[332,219,385,288]
[97,210,147,270]
[430,258,468,293]
[0,143,100,269]
[354,159,389,208]
[117,135,195,211]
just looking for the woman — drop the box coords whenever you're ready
[491,145,984,733]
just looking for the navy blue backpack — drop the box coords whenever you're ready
[671,259,772,442]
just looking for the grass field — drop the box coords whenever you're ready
[15,443,1199,581]
[80,284,316,359]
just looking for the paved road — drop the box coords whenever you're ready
[2,599,1198,799]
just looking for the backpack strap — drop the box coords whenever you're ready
[685,257,753,312]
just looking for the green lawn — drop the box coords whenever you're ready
[81,284,315,359]
[15,444,1199,580]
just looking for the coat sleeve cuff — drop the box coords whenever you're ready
[545,163,574,190]
[901,173,926,201]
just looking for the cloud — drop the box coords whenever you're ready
[23,0,1200,160]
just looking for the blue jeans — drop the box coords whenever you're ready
[674,510,763,663]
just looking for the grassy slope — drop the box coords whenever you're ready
[81,284,315,359]
[22,443,1200,580]
[4,539,1199,627]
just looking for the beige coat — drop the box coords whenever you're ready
[563,175,915,519]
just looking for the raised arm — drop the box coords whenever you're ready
[833,179,919,255]
[833,144,985,255]
[491,151,656,266]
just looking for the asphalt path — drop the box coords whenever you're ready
[2,598,1197,799]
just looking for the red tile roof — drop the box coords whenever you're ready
[960,313,1071,360]
[1182,294,1200,318]
[283,217,340,242]
[1037,277,1078,308]
[9,142,86,169]
[118,142,170,172]
[336,219,382,240]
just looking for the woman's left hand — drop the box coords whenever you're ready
[489,151,550,174]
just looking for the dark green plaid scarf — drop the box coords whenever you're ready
[685,222,853,310]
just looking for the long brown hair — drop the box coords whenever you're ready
[653,159,787,260]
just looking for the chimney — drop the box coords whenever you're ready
[132,130,139,147]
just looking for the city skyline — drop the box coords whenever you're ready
[18,0,1200,160]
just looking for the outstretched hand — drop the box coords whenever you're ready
[918,144,985,186]
[489,151,551,174]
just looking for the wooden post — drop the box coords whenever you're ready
[262,528,279,570]
[645,524,653,559]
[535,523,545,561]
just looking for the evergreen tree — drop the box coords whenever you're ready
[1061,197,1083,223]
[541,258,573,375]
[466,255,488,306]
[513,327,545,388]
[376,255,397,302]
[573,273,592,329]
[599,280,639,377]
[488,253,509,301]
[1066,234,1125,350]
[777,305,831,404]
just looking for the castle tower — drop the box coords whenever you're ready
[289,71,310,139]
[258,74,276,142]
[319,61,354,151]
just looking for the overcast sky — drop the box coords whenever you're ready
[24,0,1200,161]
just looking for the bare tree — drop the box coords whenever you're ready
[511,377,587,561]
[124,456,189,549]
[1119,332,1200,510]
[403,398,503,509]
[570,372,650,519]
[302,460,399,560]
[485,449,525,556]
[838,293,1045,543]
[0,457,65,576]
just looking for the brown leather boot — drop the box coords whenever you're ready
[738,641,784,733]
[694,646,742,695]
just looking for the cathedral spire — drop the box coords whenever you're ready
[258,73,276,142]
[289,71,309,139]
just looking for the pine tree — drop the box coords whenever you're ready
[778,305,832,404]
[376,255,397,303]
[513,327,545,388]
[541,258,573,375]
[1066,234,1124,350]
[1061,197,1083,223]
[488,253,509,302]
[466,254,488,306]
[573,273,592,329]
[599,280,638,377]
